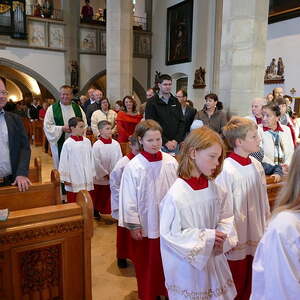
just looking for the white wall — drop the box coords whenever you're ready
[0,47,65,90]
[265,17,300,97]
[151,0,216,109]
[80,54,106,88]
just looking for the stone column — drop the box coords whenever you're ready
[63,0,80,87]
[106,0,133,102]
[219,0,269,116]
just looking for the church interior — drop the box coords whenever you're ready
[1,0,300,299]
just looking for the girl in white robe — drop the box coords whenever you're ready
[92,120,122,216]
[215,117,270,299]
[58,117,95,203]
[251,147,300,300]
[118,120,178,300]
[160,126,237,300]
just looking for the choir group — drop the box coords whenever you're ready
[56,110,300,299]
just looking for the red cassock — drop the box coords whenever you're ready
[90,184,111,214]
[116,226,134,261]
[116,111,142,142]
[132,238,167,300]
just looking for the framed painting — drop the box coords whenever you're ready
[166,0,193,65]
[269,0,300,24]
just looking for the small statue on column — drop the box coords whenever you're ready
[193,67,206,89]
[153,71,161,93]
[70,60,79,90]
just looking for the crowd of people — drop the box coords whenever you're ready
[1,73,300,299]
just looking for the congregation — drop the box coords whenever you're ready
[1,72,300,300]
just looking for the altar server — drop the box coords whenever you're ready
[118,119,178,300]
[110,135,140,268]
[251,147,300,300]
[58,117,95,203]
[216,117,270,299]
[160,126,237,300]
[92,120,122,218]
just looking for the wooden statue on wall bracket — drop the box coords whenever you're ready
[193,66,206,89]
[70,60,79,91]
[264,57,285,84]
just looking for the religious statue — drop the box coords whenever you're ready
[264,57,285,84]
[70,61,79,90]
[42,0,53,18]
[193,67,206,89]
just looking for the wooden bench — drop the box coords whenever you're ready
[0,170,61,211]
[32,120,44,146]
[28,157,42,183]
[0,190,93,300]
[266,176,284,210]
[120,142,130,156]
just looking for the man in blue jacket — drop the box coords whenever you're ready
[0,76,31,191]
[145,74,185,154]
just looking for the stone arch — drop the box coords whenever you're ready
[0,58,59,100]
[81,70,146,103]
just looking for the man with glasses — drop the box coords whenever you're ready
[0,77,31,191]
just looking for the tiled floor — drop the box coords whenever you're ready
[31,146,139,300]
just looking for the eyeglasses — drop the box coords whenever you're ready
[0,90,8,96]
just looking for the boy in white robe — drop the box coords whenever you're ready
[58,117,95,203]
[118,120,178,300]
[160,126,237,300]
[216,117,270,299]
[110,135,140,268]
[44,85,87,169]
[251,147,300,300]
[92,120,122,219]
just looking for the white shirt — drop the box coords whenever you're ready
[160,178,237,300]
[251,211,300,300]
[0,109,12,177]
[92,139,122,185]
[216,156,270,260]
[58,137,95,193]
[118,152,178,238]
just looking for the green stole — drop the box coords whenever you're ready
[52,101,82,157]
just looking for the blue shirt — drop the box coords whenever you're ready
[0,109,12,177]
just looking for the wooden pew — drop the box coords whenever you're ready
[266,176,284,210]
[28,157,42,183]
[33,120,44,146]
[0,190,93,300]
[0,170,61,211]
[120,142,130,156]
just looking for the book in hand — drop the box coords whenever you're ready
[0,209,9,221]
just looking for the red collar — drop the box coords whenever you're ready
[70,135,83,142]
[99,137,112,144]
[181,175,208,190]
[140,150,162,162]
[228,152,252,166]
[263,122,284,132]
[126,152,135,160]
[255,116,262,124]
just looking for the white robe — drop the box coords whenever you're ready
[43,103,87,169]
[58,137,95,193]
[260,124,294,166]
[215,156,270,260]
[91,109,117,137]
[251,211,300,300]
[92,139,122,185]
[118,152,178,239]
[110,155,130,219]
[160,178,237,300]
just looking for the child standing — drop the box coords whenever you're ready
[92,120,122,218]
[160,127,237,300]
[251,147,300,299]
[58,117,95,203]
[118,120,178,300]
[216,117,270,299]
[110,135,140,268]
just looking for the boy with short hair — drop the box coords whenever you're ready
[216,117,270,299]
[110,135,140,268]
[92,120,122,219]
[58,117,95,203]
